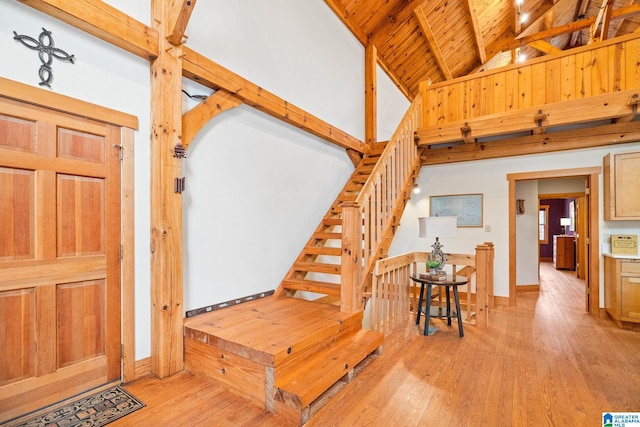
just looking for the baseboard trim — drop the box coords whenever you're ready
[493,296,509,306]
[516,284,540,293]
[134,357,151,380]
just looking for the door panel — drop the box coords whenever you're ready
[57,175,105,257]
[57,280,106,368]
[0,288,36,386]
[0,98,121,422]
[0,168,34,260]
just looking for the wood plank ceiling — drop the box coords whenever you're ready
[326,0,640,99]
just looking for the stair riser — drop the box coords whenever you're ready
[273,346,382,425]
[185,338,267,406]
[273,320,362,379]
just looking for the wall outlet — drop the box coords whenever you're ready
[485,224,491,232]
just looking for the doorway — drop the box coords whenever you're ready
[507,167,601,313]
[0,80,136,422]
[539,192,586,278]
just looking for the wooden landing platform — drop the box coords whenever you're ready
[184,296,383,425]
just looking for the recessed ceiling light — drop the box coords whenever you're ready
[520,13,529,23]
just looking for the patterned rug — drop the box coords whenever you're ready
[12,386,145,427]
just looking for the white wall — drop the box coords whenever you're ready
[389,142,640,301]
[515,180,539,286]
[538,177,585,194]
[181,1,407,311]
[0,1,409,360]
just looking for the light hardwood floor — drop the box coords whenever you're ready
[116,263,640,426]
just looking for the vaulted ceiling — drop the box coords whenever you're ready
[326,0,640,98]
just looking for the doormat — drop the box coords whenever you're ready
[11,386,145,427]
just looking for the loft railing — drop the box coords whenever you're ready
[370,244,494,335]
[340,94,423,313]
[418,33,640,147]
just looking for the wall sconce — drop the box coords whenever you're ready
[516,199,525,215]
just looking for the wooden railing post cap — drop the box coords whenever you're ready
[476,242,494,249]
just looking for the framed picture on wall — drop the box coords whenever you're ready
[429,193,483,227]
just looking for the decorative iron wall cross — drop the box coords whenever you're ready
[13,27,75,88]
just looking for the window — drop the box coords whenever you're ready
[539,205,549,244]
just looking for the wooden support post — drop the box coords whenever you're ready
[150,0,184,378]
[474,242,495,327]
[365,43,377,151]
[341,202,362,313]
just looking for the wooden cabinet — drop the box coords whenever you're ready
[604,255,640,329]
[604,151,640,220]
[553,235,575,270]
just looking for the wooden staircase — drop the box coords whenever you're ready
[274,143,386,301]
[184,297,383,425]
[185,96,423,425]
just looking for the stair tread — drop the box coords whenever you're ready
[281,279,341,295]
[322,218,342,225]
[303,246,342,256]
[275,329,383,407]
[337,194,357,201]
[293,261,341,274]
[313,232,341,240]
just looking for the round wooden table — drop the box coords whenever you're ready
[410,274,469,337]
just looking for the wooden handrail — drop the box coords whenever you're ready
[340,94,423,313]
[370,244,494,334]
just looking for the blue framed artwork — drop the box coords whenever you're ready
[429,193,483,227]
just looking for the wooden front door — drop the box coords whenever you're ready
[0,96,122,422]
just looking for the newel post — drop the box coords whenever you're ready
[341,202,362,313]
[474,242,495,328]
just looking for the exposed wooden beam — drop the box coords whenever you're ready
[369,0,423,45]
[365,43,377,150]
[413,6,452,81]
[167,0,198,46]
[20,0,364,153]
[502,4,640,51]
[150,0,184,378]
[465,0,487,64]
[513,0,522,35]
[19,0,158,60]
[599,0,616,42]
[416,89,640,146]
[516,0,557,39]
[181,46,367,153]
[608,0,636,41]
[569,0,590,48]
[367,0,424,95]
[324,0,413,100]
[324,0,368,45]
[182,89,242,149]
[420,121,640,165]
[527,39,563,54]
